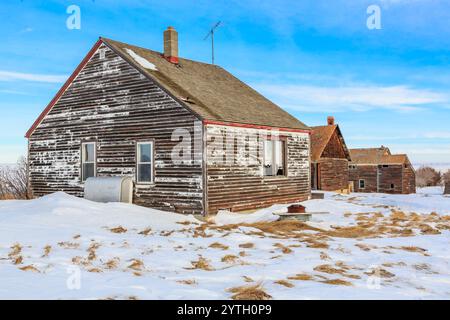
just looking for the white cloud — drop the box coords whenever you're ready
[253,84,448,113]
[0,71,67,83]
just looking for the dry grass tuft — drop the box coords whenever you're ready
[104,258,120,270]
[274,280,294,288]
[400,246,428,254]
[9,243,23,264]
[221,255,239,264]
[239,242,254,249]
[42,245,52,258]
[227,283,272,300]
[209,242,229,250]
[188,256,214,271]
[13,256,23,265]
[87,242,100,261]
[365,267,395,278]
[109,226,127,234]
[239,251,247,257]
[88,267,103,273]
[325,226,378,239]
[321,278,353,286]
[243,276,254,283]
[419,224,440,235]
[58,241,80,249]
[19,265,40,273]
[273,243,293,254]
[288,274,314,281]
[314,264,344,275]
[138,228,152,236]
[128,259,144,271]
[9,243,22,257]
[177,279,197,285]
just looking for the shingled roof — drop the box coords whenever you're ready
[349,147,410,165]
[102,38,309,131]
[310,124,351,161]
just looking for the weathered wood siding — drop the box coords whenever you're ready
[378,165,403,194]
[402,163,416,194]
[349,163,416,194]
[312,129,349,191]
[317,158,349,191]
[322,130,347,159]
[28,44,204,214]
[205,124,310,214]
[349,165,378,193]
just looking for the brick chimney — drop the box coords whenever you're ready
[163,26,179,64]
[327,116,335,126]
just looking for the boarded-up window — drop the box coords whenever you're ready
[263,139,286,176]
[81,142,96,182]
[137,141,154,183]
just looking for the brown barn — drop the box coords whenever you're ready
[348,146,416,194]
[310,117,351,191]
[25,27,311,215]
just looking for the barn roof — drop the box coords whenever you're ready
[310,124,351,161]
[349,147,410,165]
[102,38,309,131]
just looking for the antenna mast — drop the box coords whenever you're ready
[203,21,222,65]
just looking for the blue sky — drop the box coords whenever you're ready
[1,0,449,164]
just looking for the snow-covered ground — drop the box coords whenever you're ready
[0,188,449,300]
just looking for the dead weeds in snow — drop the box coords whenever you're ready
[177,279,197,285]
[58,241,80,249]
[209,242,229,250]
[243,276,254,283]
[274,280,294,288]
[128,259,144,271]
[273,243,292,254]
[321,278,353,286]
[239,242,254,249]
[109,226,127,234]
[227,283,272,300]
[19,265,40,273]
[221,255,239,264]
[365,267,395,278]
[187,256,214,271]
[138,228,152,236]
[42,245,51,258]
[288,274,314,281]
[104,257,120,270]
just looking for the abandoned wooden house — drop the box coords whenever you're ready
[310,117,351,192]
[348,146,416,194]
[25,27,311,215]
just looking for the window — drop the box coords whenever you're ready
[81,142,96,182]
[137,141,154,183]
[349,165,357,170]
[263,139,286,176]
[391,184,395,189]
[359,179,365,189]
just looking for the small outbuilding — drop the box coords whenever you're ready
[310,117,351,191]
[348,146,416,194]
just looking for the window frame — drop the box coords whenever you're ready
[136,140,155,185]
[359,179,365,189]
[81,141,97,182]
[262,136,287,177]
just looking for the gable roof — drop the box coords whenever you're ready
[349,147,410,165]
[26,37,309,138]
[310,124,351,161]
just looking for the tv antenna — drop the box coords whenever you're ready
[203,21,222,65]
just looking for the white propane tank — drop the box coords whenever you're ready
[84,177,133,204]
